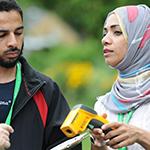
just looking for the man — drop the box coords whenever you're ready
[0,0,82,149]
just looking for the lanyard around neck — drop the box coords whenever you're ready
[5,62,22,125]
[118,109,135,150]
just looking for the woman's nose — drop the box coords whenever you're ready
[101,33,112,46]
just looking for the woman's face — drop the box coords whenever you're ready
[101,13,128,67]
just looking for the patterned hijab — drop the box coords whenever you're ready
[100,5,150,114]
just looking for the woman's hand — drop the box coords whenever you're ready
[89,113,108,149]
[0,123,14,149]
[101,122,144,149]
[89,127,105,147]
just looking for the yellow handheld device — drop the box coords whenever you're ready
[61,104,115,138]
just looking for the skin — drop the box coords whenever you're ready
[0,10,24,149]
[90,13,150,150]
[0,124,14,149]
[0,10,24,83]
[89,114,108,150]
[101,13,127,67]
[90,117,150,150]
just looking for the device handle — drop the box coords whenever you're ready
[88,119,113,134]
[88,119,119,145]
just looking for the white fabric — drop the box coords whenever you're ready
[94,93,150,150]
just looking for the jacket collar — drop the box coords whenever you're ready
[12,56,45,120]
[19,56,45,95]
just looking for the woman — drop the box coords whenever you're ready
[89,4,150,150]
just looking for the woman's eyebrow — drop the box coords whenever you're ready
[104,24,120,31]
[110,24,119,28]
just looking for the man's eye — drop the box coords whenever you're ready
[15,32,22,35]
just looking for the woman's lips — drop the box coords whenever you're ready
[103,48,113,57]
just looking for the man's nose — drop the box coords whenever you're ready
[7,33,18,48]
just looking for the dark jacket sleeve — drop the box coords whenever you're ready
[42,81,82,150]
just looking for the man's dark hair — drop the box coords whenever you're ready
[0,0,23,21]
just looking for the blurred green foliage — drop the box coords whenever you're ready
[19,0,150,149]
[18,0,150,38]
[26,38,117,108]
[18,0,150,107]
[26,38,117,149]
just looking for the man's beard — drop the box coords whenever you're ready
[0,43,24,69]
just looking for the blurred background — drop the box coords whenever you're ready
[17,0,150,149]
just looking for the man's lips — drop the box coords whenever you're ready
[5,51,19,58]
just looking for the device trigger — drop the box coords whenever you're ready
[87,124,94,130]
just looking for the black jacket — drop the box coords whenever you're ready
[8,56,81,150]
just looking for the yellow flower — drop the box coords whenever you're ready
[65,61,94,89]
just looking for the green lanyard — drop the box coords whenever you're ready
[5,62,22,125]
[118,109,135,150]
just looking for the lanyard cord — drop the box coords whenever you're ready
[118,109,135,150]
[5,62,22,125]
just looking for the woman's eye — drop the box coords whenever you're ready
[0,34,6,38]
[103,33,107,37]
[114,31,122,35]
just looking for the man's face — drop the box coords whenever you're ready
[0,10,24,68]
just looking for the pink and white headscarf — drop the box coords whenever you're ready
[100,5,150,113]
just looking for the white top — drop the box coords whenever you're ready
[94,92,150,150]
